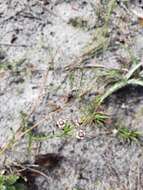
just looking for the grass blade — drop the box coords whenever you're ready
[127,79,143,86]
[99,80,128,104]
[125,62,142,80]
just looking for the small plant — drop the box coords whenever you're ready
[116,127,142,142]
[99,68,124,84]
[98,62,143,105]
[82,111,109,125]
[0,119,75,155]
[81,102,109,125]
[20,111,28,130]
[0,58,26,72]
[0,174,24,190]
[83,0,116,58]
[31,122,74,142]
[20,111,34,153]
[57,122,74,137]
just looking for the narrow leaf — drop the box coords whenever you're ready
[99,80,128,104]
[127,79,143,87]
[125,62,142,80]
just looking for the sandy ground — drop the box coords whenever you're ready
[1,0,143,189]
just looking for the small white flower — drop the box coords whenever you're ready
[112,129,118,135]
[76,129,85,140]
[57,119,66,129]
[75,118,82,127]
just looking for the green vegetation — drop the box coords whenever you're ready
[81,111,109,125]
[0,58,26,72]
[83,0,116,57]
[31,122,74,141]
[98,62,143,105]
[0,174,26,190]
[99,68,123,84]
[117,127,143,142]
[0,119,75,155]
[1,1,143,189]
[81,100,109,125]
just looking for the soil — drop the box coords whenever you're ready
[1,0,143,190]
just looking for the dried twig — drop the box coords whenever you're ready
[13,162,49,181]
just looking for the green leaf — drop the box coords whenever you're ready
[125,62,142,80]
[99,80,128,104]
[127,79,143,87]
[0,175,5,185]
[5,175,19,186]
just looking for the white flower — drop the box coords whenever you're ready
[76,129,85,140]
[75,118,82,127]
[57,119,66,129]
[112,129,118,135]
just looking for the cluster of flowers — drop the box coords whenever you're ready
[56,119,85,140]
